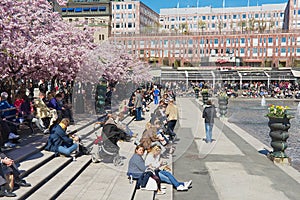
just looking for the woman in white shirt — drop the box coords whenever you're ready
[145,145,192,191]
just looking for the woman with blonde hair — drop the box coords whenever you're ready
[139,122,160,152]
[145,145,192,191]
[45,118,79,156]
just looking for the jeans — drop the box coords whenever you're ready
[205,123,213,142]
[154,96,159,105]
[58,143,78,156]
[158,170,184,188]
[135,107,142,121]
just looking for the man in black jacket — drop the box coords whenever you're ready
[202,99,217,143]
[0,153,31,197]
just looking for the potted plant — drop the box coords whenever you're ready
[218,92,229,117]
[266,105,292,159]
[201,89,209,105]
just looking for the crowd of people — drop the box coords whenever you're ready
[126,85,192,195]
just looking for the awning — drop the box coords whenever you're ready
[67,8,74,12]
[243,59,262,62]
[216,59,229,64]
[83,7,90,11]
[75,8,82,12]
[292,70,300,78]
[61,8,67,12]
[99,6,106,11]
[91,7,98,11]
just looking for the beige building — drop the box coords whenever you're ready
[52,0,111,43]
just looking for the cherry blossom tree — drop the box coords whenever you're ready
[0,0,94,81]
[88,41,152,84]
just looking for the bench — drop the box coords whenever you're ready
[0,107,34,133]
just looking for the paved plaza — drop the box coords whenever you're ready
[2,97,300,200]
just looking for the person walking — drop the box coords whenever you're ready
[165,98,178,142]
[153,86,160,105]
[134,89,143,121]
[202,99,217,143]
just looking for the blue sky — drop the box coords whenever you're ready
[141,0,288,13]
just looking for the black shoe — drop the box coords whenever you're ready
[0,190,16,197]
[15,179,31,187]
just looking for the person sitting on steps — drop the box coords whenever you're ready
[0,152,31,197]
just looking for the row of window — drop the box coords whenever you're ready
[160,12,284,22]
[61,7,106,12]
[113,4,134,10]
[164,21,281,30]
[67,17,107,25]
[113,13,135,19]
[113,22,135,28]
[126,37,300,46]
[138,47,300,55]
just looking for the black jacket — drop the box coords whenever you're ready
[202,105,217,124]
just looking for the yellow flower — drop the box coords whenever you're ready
[267,104,290,118]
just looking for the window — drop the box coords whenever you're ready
[128,22,132,28]
[214,39,218,44]
[116,5,120,10]
[242,14,246,19]
[240,48,245,53]
[241,38,245,43]
[282,37,286,43]
[128,4,132,9]
[233,15,237,19]
[202,16,206,20]
[128,13,132,19]
[281,48,286,53]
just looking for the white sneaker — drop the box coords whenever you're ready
[43,129,49,134]
[156,190,166,195]
[8,133,20,140]
[184,180,192,188]
[161,185,167,189]
[176,184,188,191]
[4,142,16,148]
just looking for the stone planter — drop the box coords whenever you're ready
[267,116,291,158]
[201,92,209,105]
[218,97,228,117]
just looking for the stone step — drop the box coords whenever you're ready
[28,155,91,200]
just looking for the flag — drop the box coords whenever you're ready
[223,0,225,8]
[177,1,179,8]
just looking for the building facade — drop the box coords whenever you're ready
[111,0,159,35]
[109,0,300,69]
[52,0,112,43]
[159,3,286,34]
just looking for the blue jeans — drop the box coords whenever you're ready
[205,123,213,142]
[135,107,142,121]
[158,170,184,188]
[154,96,159,104]
[58,143,78,156]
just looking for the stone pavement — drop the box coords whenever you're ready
[3,97,300,200]
[172,97,300,200]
